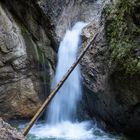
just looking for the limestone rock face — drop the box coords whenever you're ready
[0,118,25,140]
[80,17,110,124]
[0,3,55,119]
[38,0,105,42]
[3,0,107,47]
[80,0,140,136]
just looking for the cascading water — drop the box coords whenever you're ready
[29,22,121,140]
[47,22,86,124]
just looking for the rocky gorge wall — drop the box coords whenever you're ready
[0,1,56,119]
[80,0,140,136]
[0,0,140,137]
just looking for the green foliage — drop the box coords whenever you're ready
[104,0,140,74]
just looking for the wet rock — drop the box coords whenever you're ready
[0,3,54,119]
[38,0,107,43]
[2,0,107,48]
[0,118,25,140]
[80,0,140,136]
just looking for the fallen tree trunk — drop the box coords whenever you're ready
[23,30,99,136]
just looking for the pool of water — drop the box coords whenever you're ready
[13,121,128,140]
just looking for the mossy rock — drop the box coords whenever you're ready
[103,0,140,75]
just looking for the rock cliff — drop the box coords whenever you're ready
[80,0,140,136]
[0,1,55,119]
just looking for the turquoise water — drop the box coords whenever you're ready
[11,121,128,140]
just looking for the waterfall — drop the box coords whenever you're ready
[47,22,87,124]
[29,22,121,140]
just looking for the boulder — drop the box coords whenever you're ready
[0,118,25,140]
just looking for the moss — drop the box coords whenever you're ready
[103,0,140,74]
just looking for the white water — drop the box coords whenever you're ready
[29,22,121,140]
[47,22,87,124]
